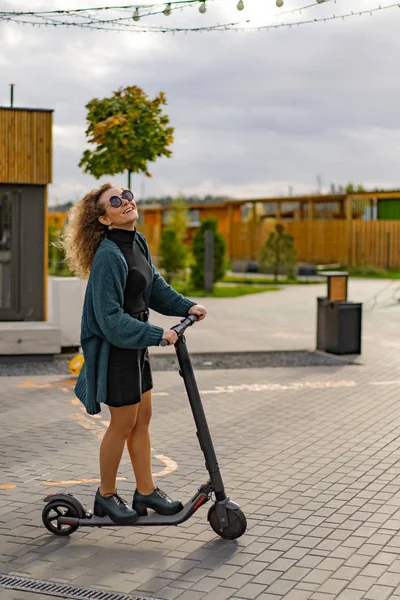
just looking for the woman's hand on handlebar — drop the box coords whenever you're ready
[188,304,207,321]
[161,306,206,346]
[161,329,178,346]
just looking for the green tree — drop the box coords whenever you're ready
[345,183,366,193]
[259,224,296,282]
[159,229,187,284]
[79,85,174,188]
[190,218,226,290]
[166,195,189,243]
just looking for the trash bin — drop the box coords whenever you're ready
[316,272,362,355]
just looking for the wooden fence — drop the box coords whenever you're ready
[231,220,400,269]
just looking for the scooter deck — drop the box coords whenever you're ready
[59,497,209,528]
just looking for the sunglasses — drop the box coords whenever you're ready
[108,189,135,209]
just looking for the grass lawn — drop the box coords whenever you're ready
[223,274,323,285]
[346,267,400,279]
[174,283,280,297]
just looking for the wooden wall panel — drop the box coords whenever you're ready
[230,219,400,268]
[0,108,53,184]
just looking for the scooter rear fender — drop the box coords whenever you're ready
[43,492,85,517]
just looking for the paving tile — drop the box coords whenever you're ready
[347,575,376,591]
[317,578,348,594]
[282,589,313,600]
[169,580,195,591]
[262,577,296,595]
[220,574,254,589]
[377,571,400,587]
[316,558,345,572]
[238,562,267,576]
[190,577,224,593]
[371,551,398,566]
[157,587,185,600]
[333,566,361,581]
[344,554,372,569]
[297,555,325,569]
[137,578,173,594]
[359,563,388,579]
[363,584,395,600]
[252,570,283,586]
[233,583,268,599]
[281,565,311,582]
[179,568,212,583]
[202,587,235,600]
[335,589,365,600]
[267,558,297,572]
[302,570,332,585]
[208,564,240,580]
[175,591,207,600]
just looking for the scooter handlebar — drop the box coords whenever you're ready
[160,314,198,346]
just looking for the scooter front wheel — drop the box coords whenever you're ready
[207,504,247,540]
[42,499,80,536]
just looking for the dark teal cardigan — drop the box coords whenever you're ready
[74,231,195,415]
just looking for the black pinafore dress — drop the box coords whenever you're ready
[105,228,153,407]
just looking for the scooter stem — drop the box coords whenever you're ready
[175,335,227,502]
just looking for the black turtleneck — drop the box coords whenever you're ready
[106,227,152,315]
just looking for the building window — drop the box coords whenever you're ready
[162,210,170,226]
[189,209,200,226]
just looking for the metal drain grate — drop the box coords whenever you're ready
[0,573,160,600]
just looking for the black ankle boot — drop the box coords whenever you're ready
[94,489,138,525]
[133,487,183,517]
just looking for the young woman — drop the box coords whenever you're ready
[64,183,206,525]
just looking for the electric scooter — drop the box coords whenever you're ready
[42,315,247,540]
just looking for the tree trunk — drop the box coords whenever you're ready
[127,170,131,189]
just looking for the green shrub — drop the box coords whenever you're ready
[48,225,68,275]
[166,195,189,243]
[159,228,187,284]
[259,223,296,282]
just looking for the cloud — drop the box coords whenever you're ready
[1,0,400,204]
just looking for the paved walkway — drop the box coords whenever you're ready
[1,278,400,600]
[151,278,400,362]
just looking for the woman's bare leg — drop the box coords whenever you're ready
[99,404,139,496]
[126,390,155,495]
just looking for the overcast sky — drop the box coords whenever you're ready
[1,0,399,205]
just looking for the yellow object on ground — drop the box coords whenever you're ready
[69,353,84,376]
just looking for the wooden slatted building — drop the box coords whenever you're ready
[0,106,53,323]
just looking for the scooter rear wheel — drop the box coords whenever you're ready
[42,499,80,536]
[208,505,247,540]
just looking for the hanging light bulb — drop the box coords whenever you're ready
[199,1,206,14]
[276,0,284,6]
[133,7,140,21]
[237,0,244,10]
[163,3,172,16]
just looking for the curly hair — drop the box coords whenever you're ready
[63,182,114,279]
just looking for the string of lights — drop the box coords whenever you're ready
[0,2,200,25]
[0,2,398,33]
[0,1,198,16]
[246,2,400,32]
[273,0,336,17]
[0,0,339,23]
